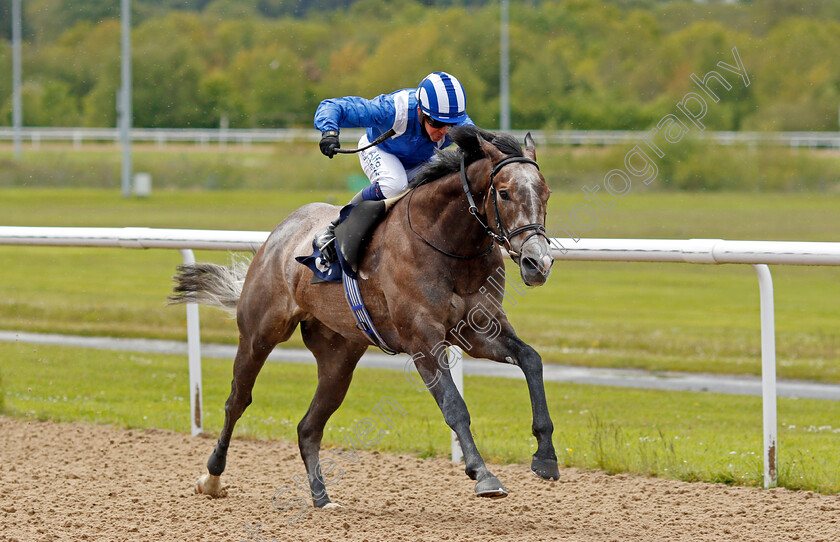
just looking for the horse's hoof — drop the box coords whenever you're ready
[195,473,224,497]
[313,494,334,509]
[530,457,560,481]
[322,502,342,509]
[475,476,508,499]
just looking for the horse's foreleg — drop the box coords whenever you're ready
[456,318,559,481]
[511,340,559,480]
[297,320,367,509]
[411,347,508,499]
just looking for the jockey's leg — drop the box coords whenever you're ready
[312,185,378,262]
[358,134,408,198]
[314,135,407,262]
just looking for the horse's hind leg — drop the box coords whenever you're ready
[196,314,298,496]
[296,319,367,508]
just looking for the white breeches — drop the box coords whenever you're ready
[357,135,427,198]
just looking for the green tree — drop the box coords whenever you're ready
[4,0,840,131]
[198,69,244,127]
[73,20,123,127]
[131,14,207,127]
[25,0,120,43]
[226,44,310,127]
[18,80,81,125]
[204,0,260,19]
[745,18,840,131]
[0,40,10,115]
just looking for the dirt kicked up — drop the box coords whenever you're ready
[1,415,838,542]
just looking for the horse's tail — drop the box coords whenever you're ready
[168,257,250,316]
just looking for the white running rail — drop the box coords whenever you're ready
[2,127,840,148]
[2,226,840,489]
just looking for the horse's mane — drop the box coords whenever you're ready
[409,125,524,188]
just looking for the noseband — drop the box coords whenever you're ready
[460,152,548,261]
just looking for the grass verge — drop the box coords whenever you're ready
[2,141,839,193]
[2,341,838,493]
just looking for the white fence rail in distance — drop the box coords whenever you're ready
[2,127,840,149]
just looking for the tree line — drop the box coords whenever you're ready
[1,0,839,131]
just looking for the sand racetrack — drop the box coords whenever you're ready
[1,415,839,542]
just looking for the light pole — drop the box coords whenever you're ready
[12,0,22,159]
[500,0,510,131]
[120,0,133,197]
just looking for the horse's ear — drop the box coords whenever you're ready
[524,132,536,161]
[477,135,504,163]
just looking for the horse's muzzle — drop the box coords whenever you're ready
[519,246,553,286]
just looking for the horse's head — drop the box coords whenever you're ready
[409,126,554,286]
[476,132,553,286]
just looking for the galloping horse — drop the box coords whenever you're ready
[170,125,559,508]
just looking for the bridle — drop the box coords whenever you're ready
[406,151,548,261]
[459,152,548,261]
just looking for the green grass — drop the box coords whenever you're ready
[2,341,838,493]
[0,144,361,191]
[0,188,838,381]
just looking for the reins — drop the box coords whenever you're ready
[407,185,494,260]
[333,128,396,154]
[407,150,547,261]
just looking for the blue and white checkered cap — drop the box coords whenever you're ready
[416,71,467,123]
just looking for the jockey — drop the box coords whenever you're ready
[312,71,474,263]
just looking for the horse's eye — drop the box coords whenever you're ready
[499,190,510,201]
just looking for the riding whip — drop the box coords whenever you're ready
[333,128,396,154]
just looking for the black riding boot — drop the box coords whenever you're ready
[313,188,367,264]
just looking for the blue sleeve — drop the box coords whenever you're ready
[314,94,397,133]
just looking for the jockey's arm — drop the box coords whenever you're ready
[314,94,397,134]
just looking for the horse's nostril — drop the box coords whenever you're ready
[522,257,540,274]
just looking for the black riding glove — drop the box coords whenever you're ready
[319,131,340,159]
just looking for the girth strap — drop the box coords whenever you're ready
[342,272,398,355]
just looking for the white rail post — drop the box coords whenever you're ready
[753,264,777,488]
[449,345,464,462]
[179,249,203,436]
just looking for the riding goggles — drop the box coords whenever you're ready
[423,114,455,130]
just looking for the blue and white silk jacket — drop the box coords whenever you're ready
[313,89,473,170]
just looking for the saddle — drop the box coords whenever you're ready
[336,192,408,275]
[296,191,408,284]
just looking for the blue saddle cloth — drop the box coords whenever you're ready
[295,204,356,283]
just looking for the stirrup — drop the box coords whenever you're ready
[314,224,337,263]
